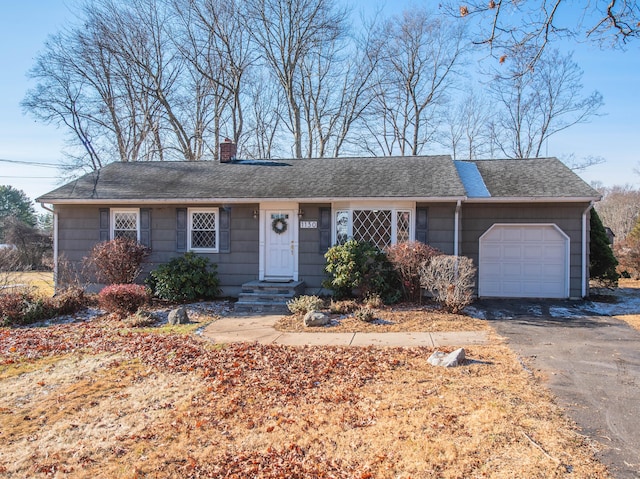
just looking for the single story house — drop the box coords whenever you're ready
[37,148,600,301]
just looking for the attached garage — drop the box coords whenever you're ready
[478,224,569,298]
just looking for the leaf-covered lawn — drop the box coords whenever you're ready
[0,316,610,478]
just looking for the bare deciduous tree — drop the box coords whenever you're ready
[488,48,603,159]
[246,0,348,158]
[441,89,492,160]
[444,0,640,68]
[594,184,640,241]
[364,8,466,156]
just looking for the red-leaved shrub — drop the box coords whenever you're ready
[85,238,149,285]
[52,287,86,315]
[98,284,150,317]
[0,291,27,326]
[386,241,442,302]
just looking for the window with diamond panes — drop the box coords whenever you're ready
[113,211,138,241]
[336,210,349,245]
[190,210,217,250]
[397,211,411,243]
[352,210,392,248]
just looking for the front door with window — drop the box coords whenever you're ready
[264,210,296,280]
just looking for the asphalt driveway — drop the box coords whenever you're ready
[476,299,640,479]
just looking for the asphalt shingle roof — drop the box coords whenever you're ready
[465,158,600,198]
[36,156,599,203]
[37,156,466,202]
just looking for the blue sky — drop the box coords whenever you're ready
[1,1,639,210]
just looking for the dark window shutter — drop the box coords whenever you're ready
[140,208,151,248]
[176,208,187,252]
[99,208,110,241]
[415,207,428,244]
[219,208,230,253]
[319,207,332,253]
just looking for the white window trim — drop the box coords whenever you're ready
[111,208,140,241]
[188,207,219,253]
[332,202,415,247]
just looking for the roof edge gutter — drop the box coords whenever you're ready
[463,196,601,203]
[37,196,469,205]
[582,201,595,298]
[40,204,58,292]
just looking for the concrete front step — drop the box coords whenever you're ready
[234,280,305,314]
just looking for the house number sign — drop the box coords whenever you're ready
[300,220,318,229]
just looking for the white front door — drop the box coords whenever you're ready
[264,210,296,280]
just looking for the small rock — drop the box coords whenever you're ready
[428,348,466,367]
[303,311,329,327]
[168,307,189,325]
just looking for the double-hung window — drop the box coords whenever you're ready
[112,209,139,241]
[188,208,219,252]
[335,207,412,248]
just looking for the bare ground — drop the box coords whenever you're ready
[0,311,610,478]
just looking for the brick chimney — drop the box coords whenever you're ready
[220,138,237,163]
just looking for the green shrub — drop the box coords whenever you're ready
[287,295,324,315]
[323,240,400,303]
[85,237,149,285]
[146,252,220,302]
[590,209,619,287]
[98,283,150,317]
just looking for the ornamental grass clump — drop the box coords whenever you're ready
[286,295,324,315]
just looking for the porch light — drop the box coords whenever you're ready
[253,209,259,219]
[298,208,304,219]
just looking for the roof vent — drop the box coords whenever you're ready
[220,138,237,163]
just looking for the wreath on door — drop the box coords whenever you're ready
[271,217,288,234]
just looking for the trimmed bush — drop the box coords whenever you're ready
[287,295,324,315]
[98,284,150,317]
[146,252,220,302]
[420,255,476,314]
[85,237,149,285]
[323,240,400,303]
[386,241,443,302]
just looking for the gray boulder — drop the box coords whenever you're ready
[303,311,329,327]
[428,348,466,367]
[168,307,189,325]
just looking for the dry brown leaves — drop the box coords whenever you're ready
[0,316,610,478]
[276,303,489,333]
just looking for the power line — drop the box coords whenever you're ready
[0,176,59,179]
[0,158,60,169]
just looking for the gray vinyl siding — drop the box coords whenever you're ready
[460,203,588,298]
[55,204,260,294]
[298,203,331,291]
[417,203,457,254]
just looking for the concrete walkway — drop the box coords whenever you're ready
[200,314,492,347]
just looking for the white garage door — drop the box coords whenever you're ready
[479,224,569,298]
